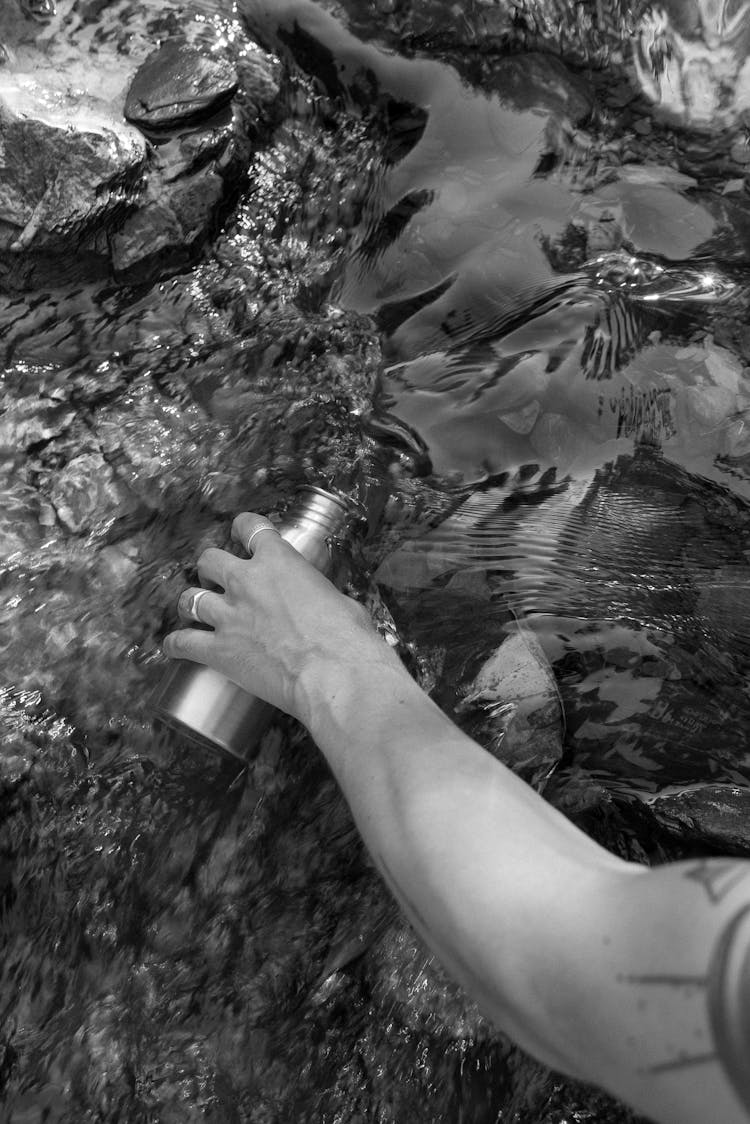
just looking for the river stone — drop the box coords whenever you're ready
[0,72,146,284]
[0,31,279,290]
[457,625,563,785]
[649,785,750,854]
[124,42,238,130]
[47,452,129,534]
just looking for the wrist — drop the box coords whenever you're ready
[293,633,419,739]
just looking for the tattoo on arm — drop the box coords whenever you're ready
[707,902,750,1113]
[618,969,717,1075]
[615,862,750,1084]
[682,860,750,905]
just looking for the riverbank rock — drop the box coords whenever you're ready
[0,73,147,289]
[0,36,280,292]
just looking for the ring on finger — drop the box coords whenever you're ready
[245,519,281,555]
[186,588,210,624]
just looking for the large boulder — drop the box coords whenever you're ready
[0,73,147,289]
[0,36,280,292]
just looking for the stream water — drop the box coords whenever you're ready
[3,1,750,1121]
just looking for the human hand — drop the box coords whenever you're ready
[162,511,395,728]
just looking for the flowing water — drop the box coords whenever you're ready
[3,0,750,1120]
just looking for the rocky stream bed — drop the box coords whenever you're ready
[3,1,750,1121]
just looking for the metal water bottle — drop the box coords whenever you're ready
[152,485,364,760]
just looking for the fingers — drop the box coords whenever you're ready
[196,546,242,590]
[177,586,226,628]
[162,625,215,664]
[231,512,284,558]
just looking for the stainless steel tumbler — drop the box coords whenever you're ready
[151,485,364,759]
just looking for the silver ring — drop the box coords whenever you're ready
[187,588,210,624]
[245,521,281,554]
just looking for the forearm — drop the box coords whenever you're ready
[166,526,750,1124]
[300,652,750,1124]
[299,650,635,1067]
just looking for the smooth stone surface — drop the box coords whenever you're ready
[124,42,238,130]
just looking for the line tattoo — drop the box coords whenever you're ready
[646,1052,717,1074]
[620,971,714,1075]
[682,860,749,905]
[619,973,707,988]
[707,902,750,1113]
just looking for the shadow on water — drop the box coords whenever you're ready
[4,0,750,1120]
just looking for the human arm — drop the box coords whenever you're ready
[163,514,750,1124]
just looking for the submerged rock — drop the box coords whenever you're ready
[47,452,130,534]
[649,785,750,854]
[19,0,55,20]
[458,625,564,786]
[303,0,640,68]
[124,42,239,131]
[0,482,46,559]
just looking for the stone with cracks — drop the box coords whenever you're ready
[0,72,147,288]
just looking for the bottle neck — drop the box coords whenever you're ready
[288,486,363,539]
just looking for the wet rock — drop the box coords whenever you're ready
[0,73,147,286]
[109,44,279,283]
[649,784,750,854]
[19,0,56,21]
[0,32,280,291]
[530,411,580,469]
[499,400,541,435]
[685,384,737,432]
[47,452,129,534]
[314,0,638,68]
[0,482,46,558]
[694,565,750,638]
[731,138,750,165]
[124,42,238,131]
[95,542,141,588]
[371,924,489,1039]
[92,379,222,509]
[109,197,185,276]
[458,626,564,785]
[0,398,75,453]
